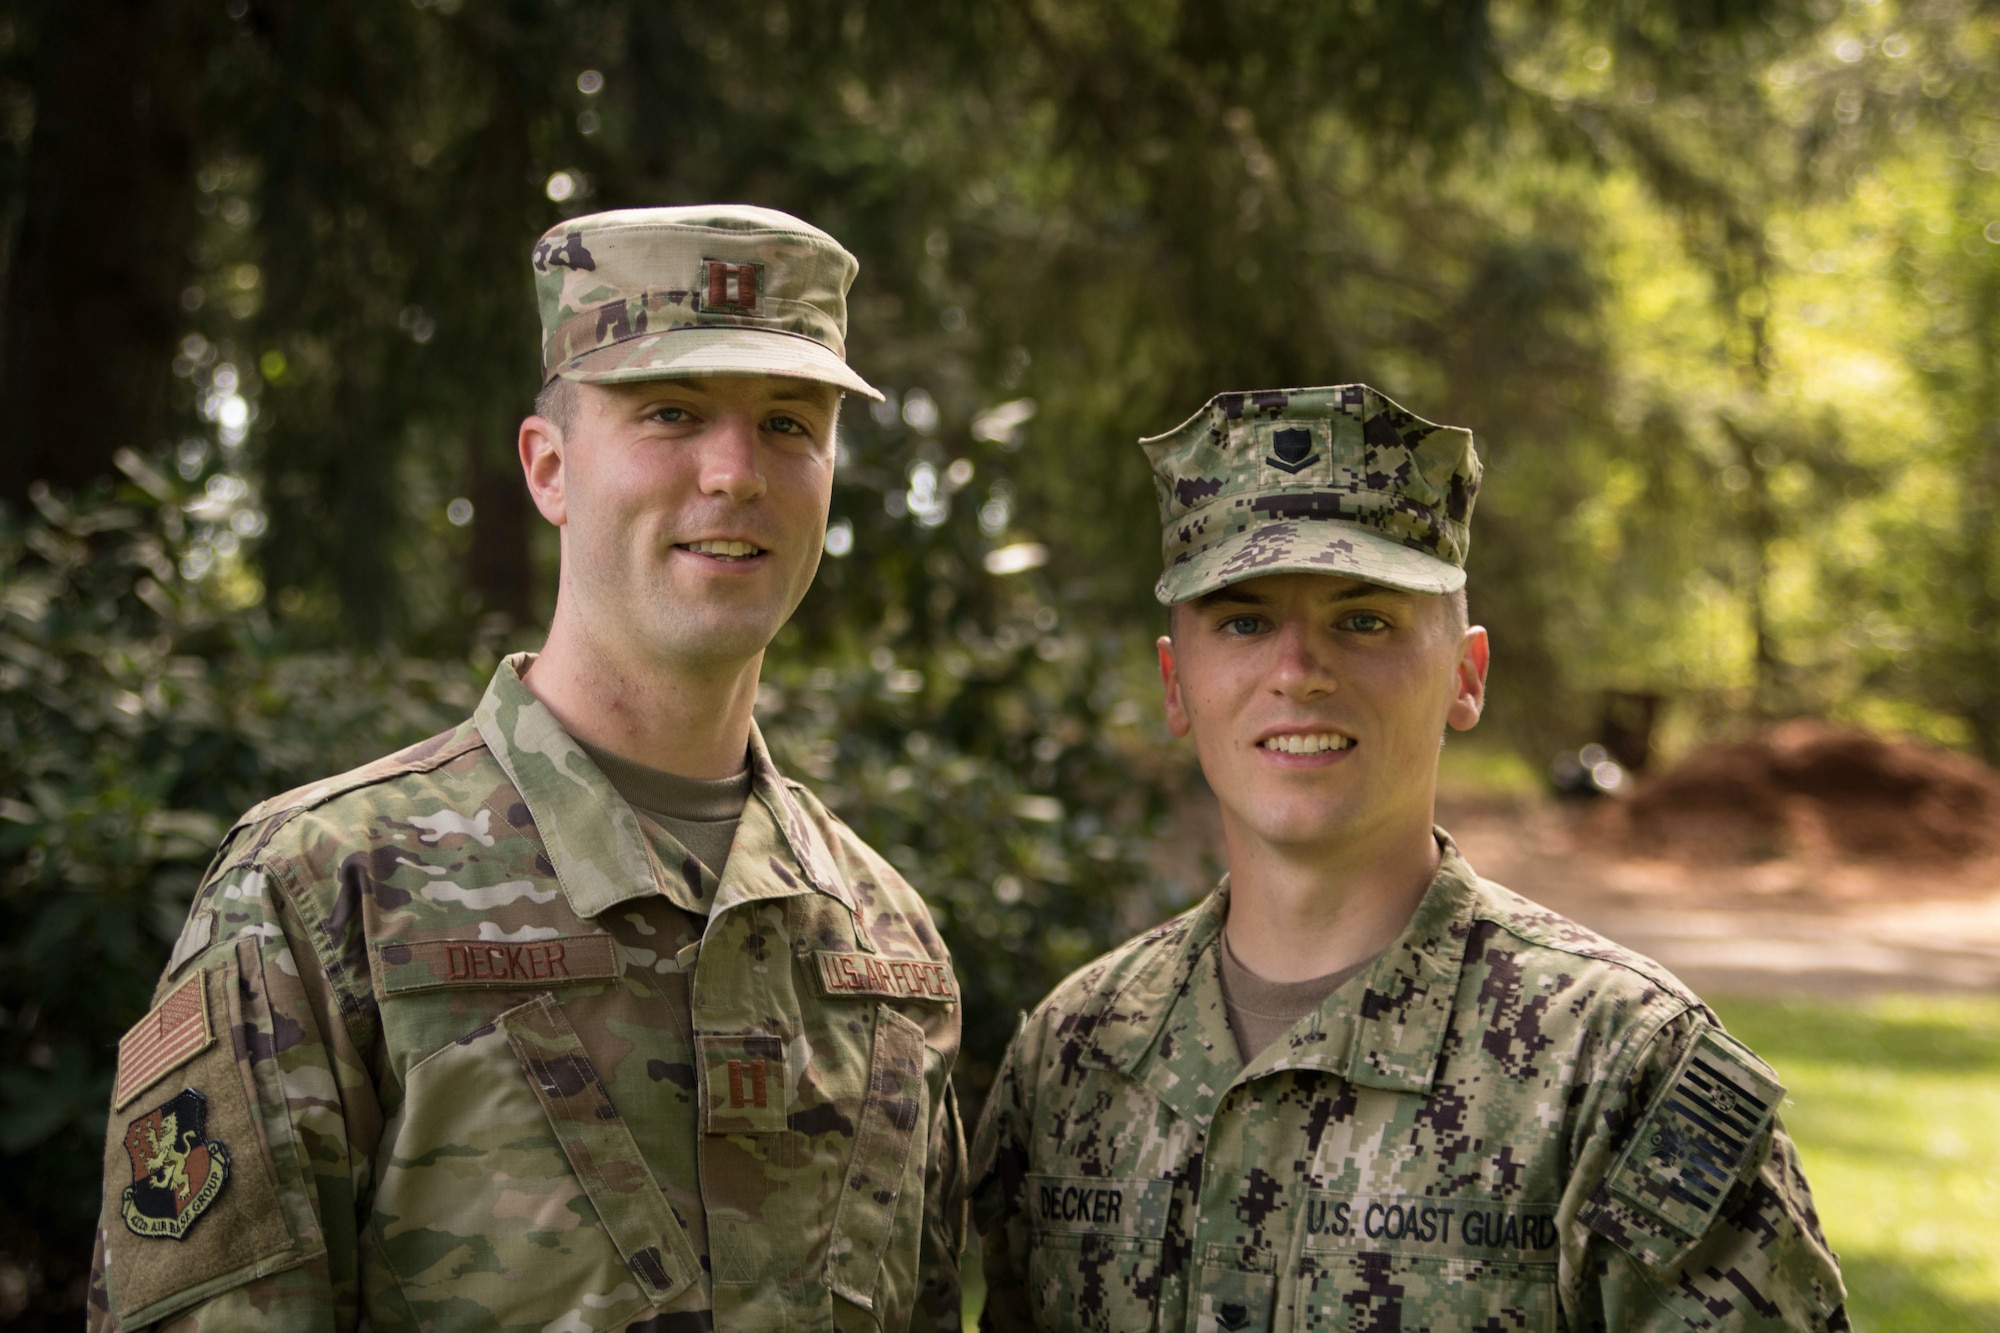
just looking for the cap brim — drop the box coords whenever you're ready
[554,326,884,402]
[1155,520,1465,605]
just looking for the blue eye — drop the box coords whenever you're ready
[1343,612,1390,633]
[653,406,693,424]
[767,414,807,435]
[1224,615,1263,636]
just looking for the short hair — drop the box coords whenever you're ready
[534,376,578,432]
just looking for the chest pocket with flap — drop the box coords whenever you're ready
[369,992,701,1332]
[1025,1173,1174,1332]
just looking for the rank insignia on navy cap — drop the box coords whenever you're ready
[1140,384,1481,604]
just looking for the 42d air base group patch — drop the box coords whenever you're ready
[120,1087,230,1241]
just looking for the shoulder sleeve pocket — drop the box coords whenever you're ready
[100,942,320,1326]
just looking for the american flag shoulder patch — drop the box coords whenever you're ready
[1608,1024,1782,1238]
[114,973,216,1110]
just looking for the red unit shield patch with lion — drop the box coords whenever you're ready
[120,1088,230,1240]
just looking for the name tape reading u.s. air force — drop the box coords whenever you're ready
[813,950,958,1003]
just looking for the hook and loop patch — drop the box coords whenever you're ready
[1608,1025,1782,1237]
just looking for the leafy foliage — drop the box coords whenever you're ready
[0,464,481,1316]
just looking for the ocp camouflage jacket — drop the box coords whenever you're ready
[971,837,1846,1332]
[90,655,965,1333]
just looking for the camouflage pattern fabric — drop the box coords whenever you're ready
[970,834,1847,1332]
[89,653,965,1332]
[1142,385,1480,604]
[532,203,885,400]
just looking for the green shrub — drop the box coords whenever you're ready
[0,474,480,1316]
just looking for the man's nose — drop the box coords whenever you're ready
[1269,620,1335,699]
[697,413,767,501]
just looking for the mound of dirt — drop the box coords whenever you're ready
[1599,720,2000,865]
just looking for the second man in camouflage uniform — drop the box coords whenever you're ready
[90,206,965,1332]
[971,386,1847,1331]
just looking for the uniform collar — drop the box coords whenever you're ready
[473,652,855,921]
[1303,831,1476,1094]
[1082,830,1478,1122]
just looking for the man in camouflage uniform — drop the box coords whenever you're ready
[90,206,965,1332]
[970,386,1846,1331]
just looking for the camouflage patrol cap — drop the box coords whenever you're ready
[530,204,884,400]
[1143,384,1479,604]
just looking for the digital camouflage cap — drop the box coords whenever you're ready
[530,204,884,400]
[1142,384,1480,604]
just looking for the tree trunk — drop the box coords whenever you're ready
[0,0,208,505]
[467,416,536,626]
[1963,270,2000,764]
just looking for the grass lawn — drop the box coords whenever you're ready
[1709,993,2000,1332]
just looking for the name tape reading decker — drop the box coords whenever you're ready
[374,935,620,995]
[1026,1175,1175,1240]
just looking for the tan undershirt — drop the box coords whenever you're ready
[1217,929,1381,1065]
[574,737,752,886]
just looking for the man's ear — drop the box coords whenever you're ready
[519,414,567,526]
[1158,634,1193,739]
[1447,625,1490,732]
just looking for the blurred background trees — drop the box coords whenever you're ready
[2,0,1997,1322]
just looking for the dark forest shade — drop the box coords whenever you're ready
[0,0,210,506]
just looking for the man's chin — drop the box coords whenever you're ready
[1223,798,1385,857]
[633,615,785,674]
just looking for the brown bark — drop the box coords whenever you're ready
[467,417,535,626]
[0,0,209,505]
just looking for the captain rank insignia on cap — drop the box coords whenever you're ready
[700,258,762,313]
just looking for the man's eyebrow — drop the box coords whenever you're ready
[1196,583,1411,611]
[1193,589,1270,610]
[618,377,833,409]
[1324,583,1413,603]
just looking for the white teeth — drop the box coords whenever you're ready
[682,539,761,559]
[1260,733,1354,754]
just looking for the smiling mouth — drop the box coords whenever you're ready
[678,539,765,562]
[1259,732,1355,755]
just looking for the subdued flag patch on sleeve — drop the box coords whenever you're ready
[1608,1025,1781,1238]
[115,974,216,1110]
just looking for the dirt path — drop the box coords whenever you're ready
[1440,796,2000,996]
